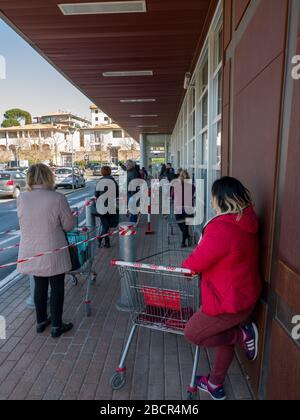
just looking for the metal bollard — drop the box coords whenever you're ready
[86,201,96,229]
[26,275,35,309]
[116,222,137,312]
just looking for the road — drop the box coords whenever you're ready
[0,180,97,288]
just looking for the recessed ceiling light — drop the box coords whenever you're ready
[58,1,146,15]
[137,125,158,128]
[120,99,156,103]
[130,115,158,118]
[103,70,153,77]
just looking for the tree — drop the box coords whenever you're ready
[1,118,20,128]
[2,108,32,127]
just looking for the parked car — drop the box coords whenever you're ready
[0,171,27,199]
[111,165,120,176]
[92,165,102,176]
[54,167,86,189]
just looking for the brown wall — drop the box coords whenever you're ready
[222,0,300,399]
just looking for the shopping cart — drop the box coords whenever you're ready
[66,227,97,317]
[110,250,201,400]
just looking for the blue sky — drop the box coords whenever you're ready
[0,19,93,124]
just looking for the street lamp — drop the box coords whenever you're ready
[69,127,76,190]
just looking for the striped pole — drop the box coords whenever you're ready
[145,187,155,235]
[117,222,137,312]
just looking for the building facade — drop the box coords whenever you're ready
[83,105,140,164]
[0,0,299,400]
[0,124,72,165]
[166,0,300,400]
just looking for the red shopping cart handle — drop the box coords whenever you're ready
[110,260,197,276]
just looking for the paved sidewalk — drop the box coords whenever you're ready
[0,216,254,400]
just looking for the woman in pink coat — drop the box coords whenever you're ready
[17,164,75,338]
[182,177,261,400]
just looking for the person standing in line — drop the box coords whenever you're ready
[182,177,261,400]
[95,165,119,248]
[17,164,75,338]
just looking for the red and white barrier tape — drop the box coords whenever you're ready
[110,260,196,276]
[0,229,20,236]
[0,199,96,237]
[0,224,138,269]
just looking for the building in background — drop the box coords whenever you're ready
[0,0,299,400]
[0,124,71,165]
[83,105,140,164]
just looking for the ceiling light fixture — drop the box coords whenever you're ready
[103,70,153,77]
[137,125,158,128]
[120,99,156,103]
[130,115,158,118]
[58,1,146,15]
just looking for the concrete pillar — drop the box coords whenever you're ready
[86,202,96,229]
[164,135,168,163]
[116,222,137,312]
[139,134,147,169]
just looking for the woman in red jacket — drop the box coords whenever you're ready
[182,177,261,400]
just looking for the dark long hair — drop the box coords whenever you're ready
[212,177,253,215]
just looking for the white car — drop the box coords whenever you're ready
[54,167,86,189]
[111,165,120,176]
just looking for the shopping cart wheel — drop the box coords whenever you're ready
[110,372,126,390]
[187,390,197,400]
[91,274,97,285]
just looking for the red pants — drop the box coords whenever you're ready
[184,307,253,385]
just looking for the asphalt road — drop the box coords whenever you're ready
[0,180,97,288]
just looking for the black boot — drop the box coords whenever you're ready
[51,322,74,338]
[36,318,51,334]
[104,237,111,248]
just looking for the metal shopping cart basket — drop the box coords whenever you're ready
[66,228,97,317]
[110,250,201,400]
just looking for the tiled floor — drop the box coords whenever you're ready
[0,216,254,400]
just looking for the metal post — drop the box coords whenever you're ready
[26,275,35,309]
[86,202,96,229]
[116,222,137,311]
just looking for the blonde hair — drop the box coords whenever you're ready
[27,164,55,191]
[212,177,253,218]
[179,170,190,181]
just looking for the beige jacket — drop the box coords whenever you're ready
[17,186,75,277]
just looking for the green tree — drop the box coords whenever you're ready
[1,108,32,127]
[1,118,20,128]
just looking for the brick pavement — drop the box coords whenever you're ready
[0,216,254,400]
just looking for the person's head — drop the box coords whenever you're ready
[126,160,135,170]
[27,164,55,191]
[211,177,253,216]
[101,165,111,177]
[177,167,183,175]
[166,163,172,169]
[179,169,190,181]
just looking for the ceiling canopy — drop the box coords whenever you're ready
[0,0,216,140]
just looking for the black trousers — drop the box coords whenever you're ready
[99,215,111,246]
[33,274,65,328]
[178,222,190,244]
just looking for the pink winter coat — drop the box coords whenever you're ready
[17,185,75,277]
[182,207,261,316]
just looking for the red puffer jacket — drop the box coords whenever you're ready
[182,207,261,316]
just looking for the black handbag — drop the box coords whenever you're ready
[68,245,81,271]
[66,233,81,271]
